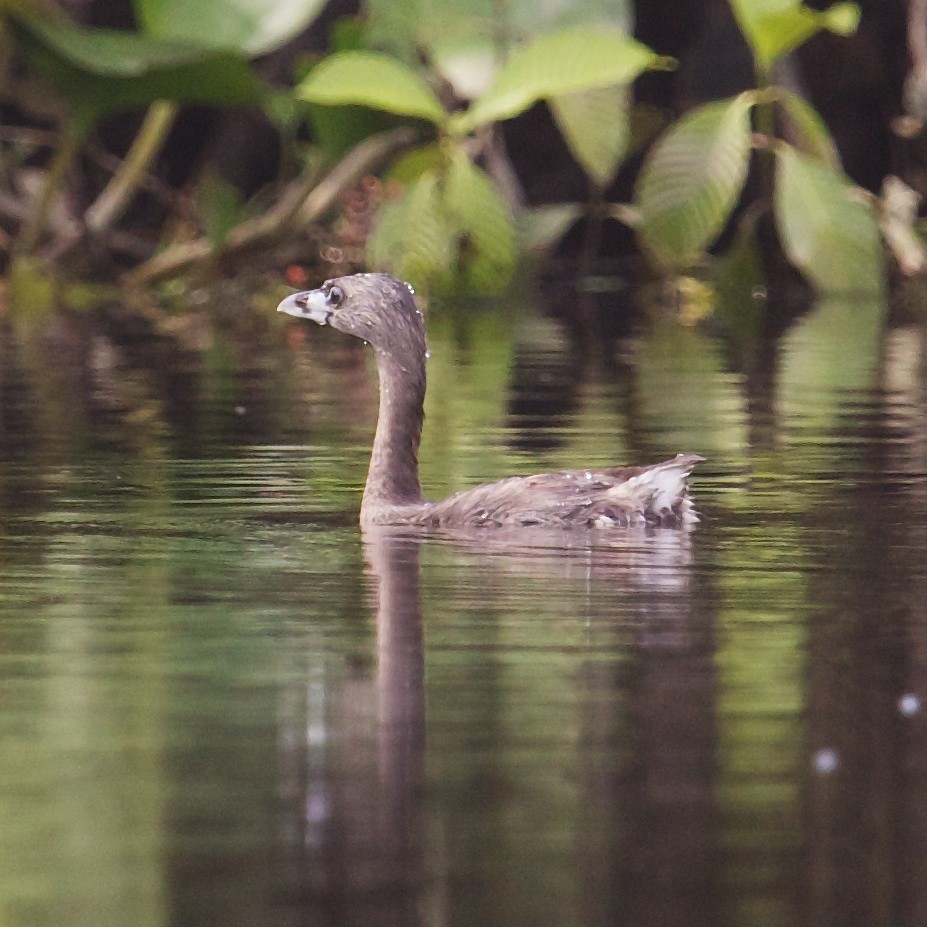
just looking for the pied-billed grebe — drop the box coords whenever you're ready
[278,273,703,530]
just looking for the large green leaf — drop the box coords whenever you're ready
[297,51,446,126]
[728,0,860,74]
[365,0,633,68]
[368,171,455,285]
[774,145,884,294]
[549,85,629,188]
[444,154,517,291]
[18,14,230,76]
[11,14,260,124]
[135,0,326,57]
[635,92,754,271]
[369,155,516,292]
[458,26,669,131]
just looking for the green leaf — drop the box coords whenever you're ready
[823,2,861,35]
[549,85,629,188]
[386,144,445,184]
[368,172,455,285]
[774,145,884,294]
[196,168,243,249]
[135,0,326,57]
[367,195,410,274]
[304,103,399,161]
[369,156,517,293]
[444,154,517,291]
[460,26,670,131]
[431,40,498,101]
[18,14,227,76]
[365,0,634,69]
[11,14,260,123]
[635,92,754,271]
[297,52,446,125]
[519,203,583,252]
[776,88,840,170]
[729,0,860,74]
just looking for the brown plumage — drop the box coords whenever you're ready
[278,273,703,530]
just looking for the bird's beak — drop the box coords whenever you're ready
[276,289,331,325]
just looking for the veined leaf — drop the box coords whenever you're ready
[729,0,860,74]
[369,172,455,285]
[774,145,884,294]
[402,173,455,283]
[135,0,326,57]
[550,85,629,188]
[776,88,840,170]
[444,154,517,291]
[367,195,410,274]
[635,92,754,271]
[369,157,516,292]
[297,51,446,125]
[459,26,669,131]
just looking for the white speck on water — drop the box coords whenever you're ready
[812,748,839,775]
[751,285,767,300]
[234,405,246,416]
[584,471,594,480]
[899,693,921,716]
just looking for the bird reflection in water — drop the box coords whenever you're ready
[277,529,426,925]
[277,525,713,927]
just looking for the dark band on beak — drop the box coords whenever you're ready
[276,290,332,325]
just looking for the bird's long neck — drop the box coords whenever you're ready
[361,347,425,522]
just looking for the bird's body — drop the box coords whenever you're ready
[277,273,702,531]
[366,459,702,530]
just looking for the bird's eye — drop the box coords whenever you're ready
[327,285,344,307]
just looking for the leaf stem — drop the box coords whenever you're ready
[753,76,777,199]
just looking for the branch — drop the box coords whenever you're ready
[124,127,417,287]
[11,121,82,257]
[85,101,178,233]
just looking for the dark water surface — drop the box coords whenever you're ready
[1,289,926,927]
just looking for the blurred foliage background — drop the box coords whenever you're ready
[0,0,922,307]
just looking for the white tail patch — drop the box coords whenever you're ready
[607,454,703,522]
